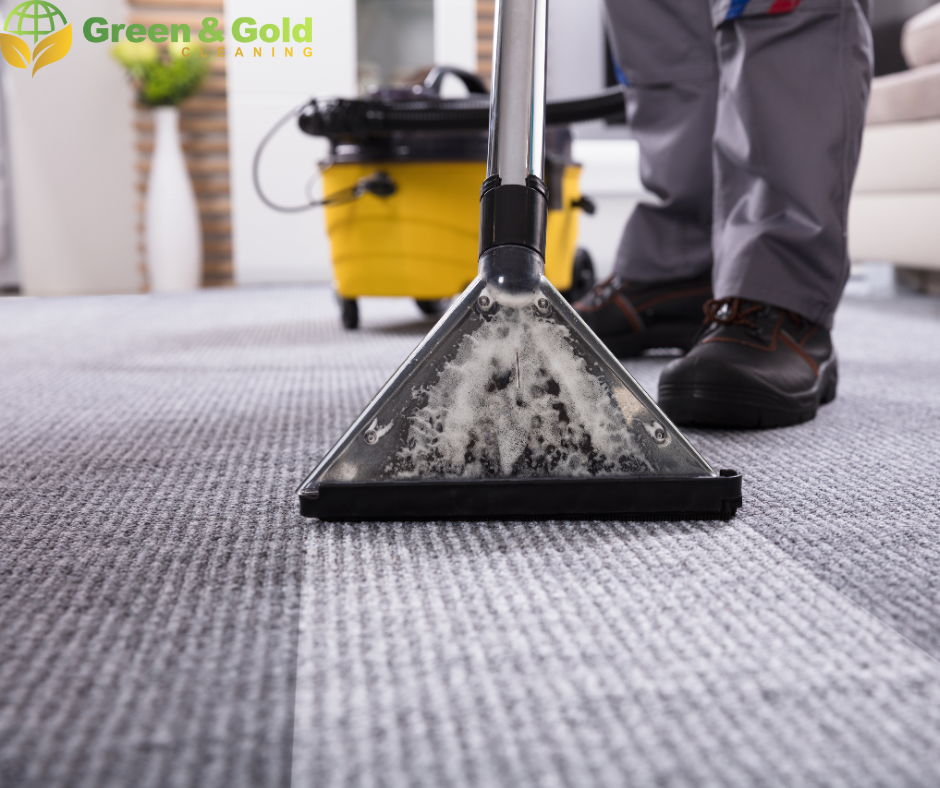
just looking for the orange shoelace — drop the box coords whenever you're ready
[703,298,803,329]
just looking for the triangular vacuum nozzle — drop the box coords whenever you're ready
[298,268,741,520]
[297,0,741,521]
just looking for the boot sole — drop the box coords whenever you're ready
[658,355,839,429]
[602,323,702,358]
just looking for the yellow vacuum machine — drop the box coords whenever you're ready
[321,147,593,328]
[268,67,621,328]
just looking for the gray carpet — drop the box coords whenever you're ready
[1,286,939,788]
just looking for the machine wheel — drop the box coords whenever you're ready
[415,298,449,316]
[562,247,596,303]
[339,297,359,329]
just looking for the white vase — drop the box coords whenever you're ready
[145,106,202,292]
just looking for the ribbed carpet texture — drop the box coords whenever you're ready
[1,286,939,788]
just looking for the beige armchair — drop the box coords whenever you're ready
[849,4,940,293]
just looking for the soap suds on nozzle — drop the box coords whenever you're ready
[388,306,657,479]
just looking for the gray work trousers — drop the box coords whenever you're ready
[604,0,873,328]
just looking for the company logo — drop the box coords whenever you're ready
[82,16,317,58]
[1,7,320,80]
[0,0,72,77]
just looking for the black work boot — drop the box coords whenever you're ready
[658,298,838,429]
[574,272,713,357]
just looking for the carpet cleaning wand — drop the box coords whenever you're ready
[297,0,742,521]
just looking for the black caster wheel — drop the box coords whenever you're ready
[415,298,449,316]
[339,297,359,329]
[562,248,596,303]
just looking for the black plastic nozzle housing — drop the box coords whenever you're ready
[478,174,548,258]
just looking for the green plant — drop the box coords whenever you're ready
[112,41,209,106]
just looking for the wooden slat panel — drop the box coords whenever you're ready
[179,95,227,114]
[193,180,229,196]
[132,3,233,288]
[198,198,231,216]
[200,218,231,234]
[137,197,231,215]
[477,0,495,88]
[137,158,229,175]
[136,117,228,134]
[135,179,230,195]
[200,73,227,92]
[203,240,233,255]
[136,139,229,155]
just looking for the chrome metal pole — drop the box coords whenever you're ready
[478,0,550,303]
[486,0,549,185]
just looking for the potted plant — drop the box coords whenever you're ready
[113,41,209,292]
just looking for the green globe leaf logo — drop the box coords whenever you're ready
[1,1,72,77]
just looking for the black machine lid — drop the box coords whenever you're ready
[327,128,575,165]
[303,65,624,164]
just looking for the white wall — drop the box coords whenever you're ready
[572,138,649,279]
[3,0,140,296]
[225,0,356,286]
[0,72,17,290]
[547,0,605,101]
[433,0,476,75]
[358,0,433,89]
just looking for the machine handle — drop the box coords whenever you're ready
[571,195,596,215]
[423,66,489,96]
[322,171,397,206]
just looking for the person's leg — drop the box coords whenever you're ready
[573,0,718,357]
[658,0,873,428]
[604,0,718,282]
[711,0,873,329]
